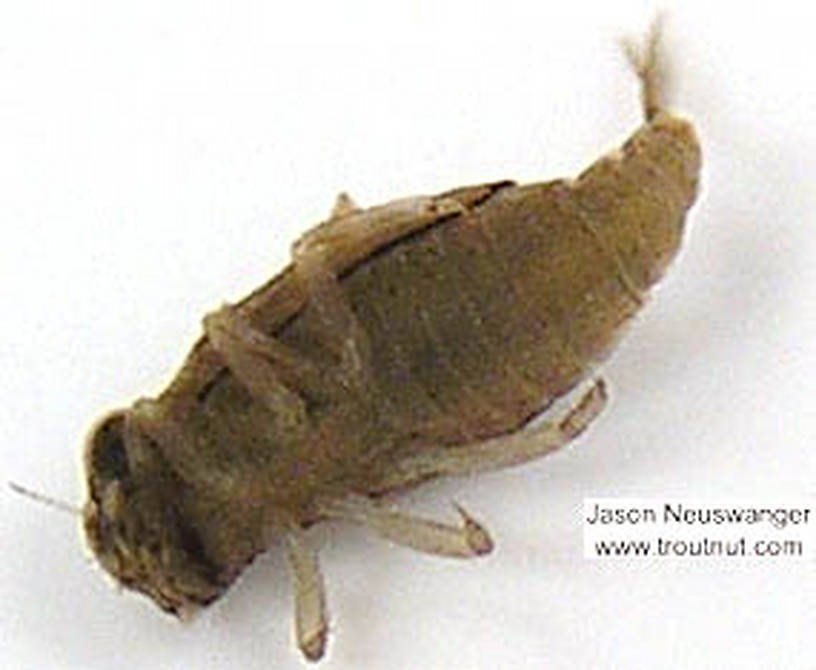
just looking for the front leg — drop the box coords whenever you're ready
[203,308,314,433]
[203,223,379,414]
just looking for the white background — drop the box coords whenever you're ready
[2,1,815,669]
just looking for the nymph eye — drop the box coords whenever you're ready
[90,413,131,481]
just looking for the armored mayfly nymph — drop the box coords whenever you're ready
[81,24,700,662]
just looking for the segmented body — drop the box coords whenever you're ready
[81,32,702,645]
[166,115,696,486]
[121,114,700,589]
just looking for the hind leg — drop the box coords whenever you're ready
[377,380,607,492]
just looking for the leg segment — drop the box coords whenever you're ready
[290,247,374,394]
[203,306,315,429]
[380,379,608,491]
[318,495,493,558]
[291,194,464,275]
[286,527,329,663]
[292,182,514,276]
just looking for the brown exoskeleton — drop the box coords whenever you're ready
[81,25,700,662]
